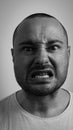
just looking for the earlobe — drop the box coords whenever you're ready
[11,48,14,62]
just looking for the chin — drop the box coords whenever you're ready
[22,82,60,96]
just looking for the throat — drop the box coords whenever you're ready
[16,89,70,118]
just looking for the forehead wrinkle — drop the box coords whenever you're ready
[33,22,48,44]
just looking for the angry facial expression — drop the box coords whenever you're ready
[12,17,70,96]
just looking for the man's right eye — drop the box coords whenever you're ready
[24,47,33,52]
[22,46,35,54]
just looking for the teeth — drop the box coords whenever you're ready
[31,70,53,79]
[33,74,49,79]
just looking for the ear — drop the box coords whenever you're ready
[11,48,14,62]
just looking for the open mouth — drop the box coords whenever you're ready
[30,69,54,80]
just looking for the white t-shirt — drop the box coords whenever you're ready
[0,90,73,130]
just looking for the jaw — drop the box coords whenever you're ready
[22,75,59,97]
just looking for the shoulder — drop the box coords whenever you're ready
[65,89,73,106]
[69,90,73,101]
[66,90,73,114]
[0,96,10,112]
[0,93,16,118]
[69,91,73,105]
[0,93,16,129]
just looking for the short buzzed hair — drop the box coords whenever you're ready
[13,13,68,46]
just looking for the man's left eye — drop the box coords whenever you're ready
[47,45,60,51]
[51,45,59,50]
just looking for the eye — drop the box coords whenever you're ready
[22,46,35,54]
[47,45,60,52]
[24,47,33,52]
[50,45,59,50]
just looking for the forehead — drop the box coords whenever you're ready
[14,17,67,45]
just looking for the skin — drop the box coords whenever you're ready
[11,17,70,117]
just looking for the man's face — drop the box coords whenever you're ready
[12,17,70,96]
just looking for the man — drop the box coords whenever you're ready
[0,13,73,130]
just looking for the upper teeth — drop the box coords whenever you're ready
[35,75,49,78]
[33,73,49,79]
[31,70,53,79]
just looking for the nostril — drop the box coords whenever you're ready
[34,61,49,68]
[34,57,49,66]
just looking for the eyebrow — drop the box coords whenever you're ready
[18,40,36,46]
[18,39,64,46]
[46,39,64,45]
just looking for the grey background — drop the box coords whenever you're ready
[0,0,73,100]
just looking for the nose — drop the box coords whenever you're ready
[34,46,50,65]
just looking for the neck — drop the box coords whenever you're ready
[16,88,70,118]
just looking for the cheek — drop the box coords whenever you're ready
[55,52,69,77]
[14,56,33,77]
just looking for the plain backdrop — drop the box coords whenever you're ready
[0,0,73,100]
